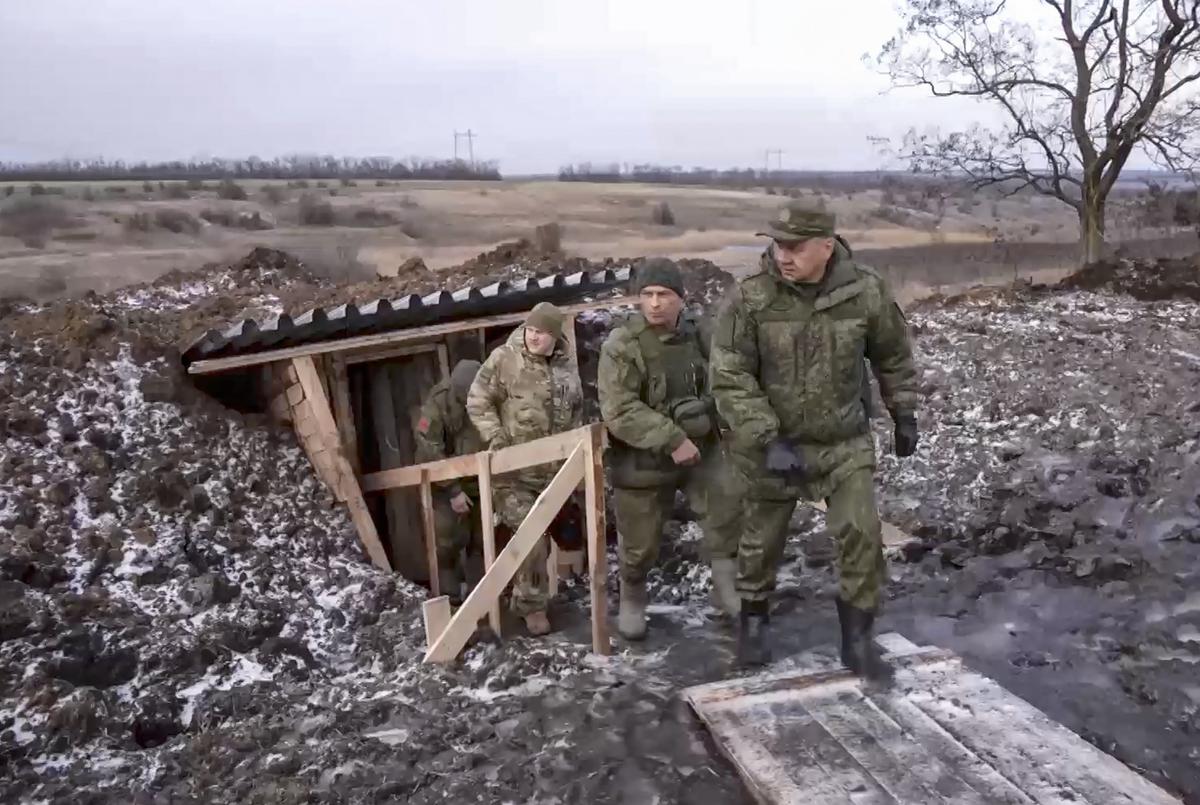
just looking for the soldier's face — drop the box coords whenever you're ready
[774,237,835,283]
[524,325,556,356]
[638,286,684,328]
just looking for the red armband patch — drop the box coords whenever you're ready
[417,416,431,433]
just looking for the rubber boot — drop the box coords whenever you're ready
[438,567,463,606]
[618,581,648,641]
[836,597,893,681]
[736,599,771,667]
[709,558,739,617]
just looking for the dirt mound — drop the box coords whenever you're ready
[1059,253,1200,301]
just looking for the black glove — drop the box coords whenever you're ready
[765,437,807,480]
[894,413,919,457]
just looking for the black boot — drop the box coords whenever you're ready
[836,598,893,682]
[737,599,771,667]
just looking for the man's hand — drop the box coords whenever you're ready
[488,433,510,451]
[450,491,473,515]
[765,437,806,480]
[894,413,919,457]
[670,438,701,466]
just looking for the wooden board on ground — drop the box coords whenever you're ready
[684,634,1181,805]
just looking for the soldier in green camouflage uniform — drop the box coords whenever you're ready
[598,259,742,640]
[710,201,920,675]
[466,302,583,636]
[414,359,484,604]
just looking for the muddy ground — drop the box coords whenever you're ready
[1,249,1198,803]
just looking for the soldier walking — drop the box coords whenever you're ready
[467,302,583,636]
[414,359,484,604]
[598,258,742,641]
[710,202,920,677]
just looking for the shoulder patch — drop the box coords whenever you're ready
[417,416,431,433]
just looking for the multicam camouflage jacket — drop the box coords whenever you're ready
[466,325,583,460]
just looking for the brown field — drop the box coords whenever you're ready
[0,178,1191,302]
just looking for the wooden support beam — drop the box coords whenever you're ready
[420,471,440,597]
[477,451,502,636]
[329,354,359,475]
[546,541,560,598]
[584,424,611,655]
[476,327,488,360]
[425,444,586,663]
[422,596,452,650]
[361,425,594,492]
[343,343,437,366]
[293,356,391,572]
[188,295,637,375]
[563,313,578,359]
[436,342,450,381]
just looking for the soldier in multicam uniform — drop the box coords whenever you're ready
[710,201,920,676]
[466,302,583,636]
[414,359,484,604]
[597,259,742,640]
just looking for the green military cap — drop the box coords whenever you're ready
[757,200,836,242]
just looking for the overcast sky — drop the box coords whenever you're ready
[0,1,992,174]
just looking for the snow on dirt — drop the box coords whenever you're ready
[2,247,1198,803]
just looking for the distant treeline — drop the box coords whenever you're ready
[557,163,903,190]
[0,155,502,182]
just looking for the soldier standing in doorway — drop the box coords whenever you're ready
[414,359,484,605]
[598,258,742,640]
[710,201,920,677]
[467,302,583,636]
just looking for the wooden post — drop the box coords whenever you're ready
[476,327,488,360]
[563,313,578,360]
[425,444,586,663]
[584,424,611,655]
[436,342,450,381]
[422,596,451,650]
[546,541,560,597]
[329,354,359,475]
[477,451,501,636]
[420,471,440,597]
[292,356,391,572]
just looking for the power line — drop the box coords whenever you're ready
[454,130,477,166]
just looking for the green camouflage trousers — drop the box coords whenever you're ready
[493,480,550,617]
[433,495,482,571]
[614,442,743,584]
[738,464,886,611]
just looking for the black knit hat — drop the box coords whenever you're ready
[633,257,685,298]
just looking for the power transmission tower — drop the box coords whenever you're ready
[454,130,477,167]
[763,149,783,178]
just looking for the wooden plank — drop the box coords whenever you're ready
[422,596,452,650]
[802,689,958,803]
[360,425,593,492]
[905,668,1181,805]
[436,342,450,381]
[477,451,501,636]
[584,423,611,656]
[476,327,488,360]
[293,357,391,572]
[563,313,578,358]
[329,354,360,475]
[188,295,638,375]
[420,471,440,597]
[285,383,305,406]
[343,343,436,366]
[425,444,586,663]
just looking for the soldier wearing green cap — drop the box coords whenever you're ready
[414,359,485,604]
[710,200,920,676]
[467,302,583,636]
[597,258,743,641]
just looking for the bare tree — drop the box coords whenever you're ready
[876,0,1200,263]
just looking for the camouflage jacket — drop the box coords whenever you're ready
[597,312,708,454]
[466,326,583,457]
[414,379,485,499]
[710,244,918,455]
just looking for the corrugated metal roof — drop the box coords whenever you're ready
[181,266,633,366]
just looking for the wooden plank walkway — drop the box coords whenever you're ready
[684,634,1180,805]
